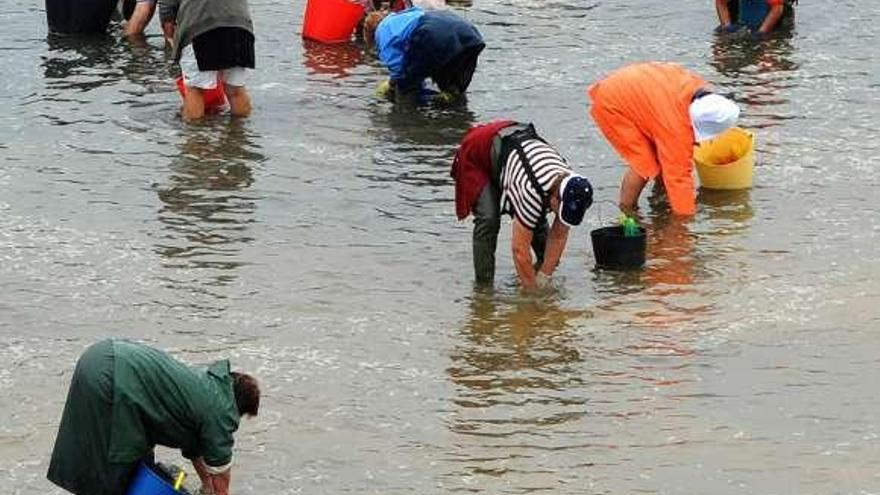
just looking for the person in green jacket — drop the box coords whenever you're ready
[47,339,260,495]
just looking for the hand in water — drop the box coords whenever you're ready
[535,272,552,290]
[436,91,459,104]
[715,23,745,35]
[375,80,393,99]
[750,29,771,41]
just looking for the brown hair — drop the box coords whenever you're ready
[363,11,389,48]
[230,372,260,417]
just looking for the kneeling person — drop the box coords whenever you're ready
[364,7,484,101]
[451,121,594,289]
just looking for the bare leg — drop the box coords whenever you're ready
[182,86,206,121]
[124,1,155,37]
[225,85,251,118]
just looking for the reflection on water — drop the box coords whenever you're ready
[710,34,798,129]
[362,103,475,190]
[643,212,696,291]
[302,40,364,80]
[444,290,589,488]
[155,120,264,280]
[43,33,122,90]
[699,188,754,232]
[369,102,476,148]
[119,35,172,92]
[591,197,713,328]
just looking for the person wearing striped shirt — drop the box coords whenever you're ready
[451,121,594,290]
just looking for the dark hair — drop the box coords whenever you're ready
[230,372,260,417]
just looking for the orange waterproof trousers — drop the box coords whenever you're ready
[588,62,707,215]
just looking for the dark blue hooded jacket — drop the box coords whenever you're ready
[375,8,484,91]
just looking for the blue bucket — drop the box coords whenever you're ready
[126,463,179,495]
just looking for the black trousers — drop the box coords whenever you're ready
[46,0,117,34]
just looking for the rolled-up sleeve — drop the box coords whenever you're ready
[199,414,237,469]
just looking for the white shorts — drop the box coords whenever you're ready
[179,44,248,89]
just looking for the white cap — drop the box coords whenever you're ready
[689,93,740,142]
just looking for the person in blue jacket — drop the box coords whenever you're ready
[363,7,484,102]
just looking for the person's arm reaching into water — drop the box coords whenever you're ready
[210,468,231,495]
[511,219,538,289]
[192,457,212,493]
[619,168,648,217]
[157,0,178,45]
[192,457,233,495]
[715,0,734,28]
[124,1,156,36]
[758,3,785,34]
[537,217,570,281]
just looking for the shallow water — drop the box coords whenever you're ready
[2,0,879,494]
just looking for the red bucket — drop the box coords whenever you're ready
[175,76,227,110]
[302,0,365,43]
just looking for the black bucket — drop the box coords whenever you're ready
[46,0,117,34]
[590,226,647,270]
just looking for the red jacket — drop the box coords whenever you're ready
[451,120,516,220]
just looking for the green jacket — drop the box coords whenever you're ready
[108,340,240,467]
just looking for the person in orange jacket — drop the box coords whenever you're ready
[588,62,740,216]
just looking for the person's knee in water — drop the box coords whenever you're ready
[364,7,484,102]
[452,121,594,290]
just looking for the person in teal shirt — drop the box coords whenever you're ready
[47,339,260,495]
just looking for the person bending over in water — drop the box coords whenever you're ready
[363,6,484,102]
[47,339,260,495]
[715,0,797,38]
[588,62,740,217]
[451,121,594,290]
[159,0,254,120]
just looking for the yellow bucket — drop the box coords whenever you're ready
[693,127,755,190]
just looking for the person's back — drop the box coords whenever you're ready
[370,6,483,99]
[48,339,252,495]
[108,340,238,463]
[160,0,255,119]
[374,7,426,83]
[589,62,706,143]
